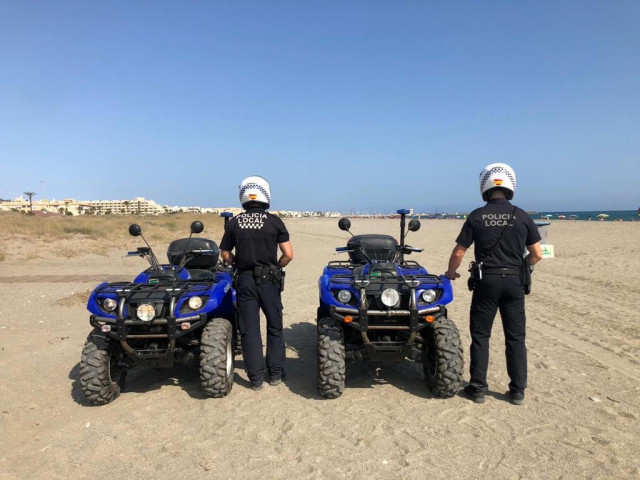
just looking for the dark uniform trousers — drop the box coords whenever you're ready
[236,273,285,384]
[469,274,527,394]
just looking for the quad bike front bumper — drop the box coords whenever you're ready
[329,303,447,361]
[90,312,208,362]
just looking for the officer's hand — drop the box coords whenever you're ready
[445,270,460,280]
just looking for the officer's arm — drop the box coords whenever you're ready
[221,249,235,266]
[526,242,543,266]
[445,244,467,280]
[277,241,293,268]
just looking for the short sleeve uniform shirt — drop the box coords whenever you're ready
[456,198,541,268]
[220,208,290,272]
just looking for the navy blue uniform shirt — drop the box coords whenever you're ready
[456,198,541,268]
[220,208,290,272]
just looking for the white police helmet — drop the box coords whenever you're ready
[239,175,271,209]
[479,163,516,201]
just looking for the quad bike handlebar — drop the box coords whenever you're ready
[335,242,423,263]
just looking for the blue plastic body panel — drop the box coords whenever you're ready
[87,268,234,320]
[319,262,452,313]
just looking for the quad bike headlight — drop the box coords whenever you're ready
[187,296,204,310]
[421,289,437,304]
[102,297,118,312]
[337,290,352,304]
[381,288,400,307]
[136,303,156,322]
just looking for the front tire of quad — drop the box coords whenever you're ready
[200,318,235,398]
[422,317,464,398]
[317,317,346,399]
[79,329,123,405]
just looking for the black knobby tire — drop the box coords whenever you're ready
[317,317,346,399]
[79,329,123,405]
[422,317,464,398]
[200,318,235,398]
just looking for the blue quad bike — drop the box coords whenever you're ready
[317,209,464,399]
[79,214,238,405]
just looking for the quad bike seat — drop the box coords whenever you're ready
[348,235,398,264]
[167,238,219,268]
[186,269,216,281]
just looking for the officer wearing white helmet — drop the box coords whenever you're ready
[445,163,542,405]
[220,176,293,391]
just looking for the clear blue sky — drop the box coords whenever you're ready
[1,1,638,213]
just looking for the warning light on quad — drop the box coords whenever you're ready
[425,315,436,323]
[181,322,191,330]
[344,316,353,323]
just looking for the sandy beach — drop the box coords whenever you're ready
[0,217,638,479]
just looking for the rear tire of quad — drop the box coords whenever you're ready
[317,317,346,399]
[200,318,235,398]
[422,317,464,398]
[79,329,123,405]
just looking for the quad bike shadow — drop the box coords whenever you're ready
[69,360,249,404]
[283,321,437,400]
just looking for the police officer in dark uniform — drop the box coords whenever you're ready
[445,163,542,405]
[220,176,293,391]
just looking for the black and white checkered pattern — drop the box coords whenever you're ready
[238,222,264,230]
[239,182,271,205]
[480,164,516,196]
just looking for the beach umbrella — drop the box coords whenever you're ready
[597,213,610,218]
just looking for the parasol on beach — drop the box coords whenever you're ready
[597,213,610,218]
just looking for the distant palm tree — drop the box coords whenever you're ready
[23,191,36,215]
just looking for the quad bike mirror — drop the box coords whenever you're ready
[408,219,421,232]
[129,224,142,237]
[338,218,351,232]
[190,221,204,234]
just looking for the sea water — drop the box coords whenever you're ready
[536,210,638,221]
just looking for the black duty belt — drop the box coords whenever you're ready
[483,267,522,276]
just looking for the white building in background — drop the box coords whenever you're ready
[82,197,164,215]
[0,197,339,218]
[0,196,164,216]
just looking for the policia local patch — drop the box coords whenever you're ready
[482,213,515,227]
[237,212,267,229]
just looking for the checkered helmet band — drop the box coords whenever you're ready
[239,175,271,207]
[479,163,516,200]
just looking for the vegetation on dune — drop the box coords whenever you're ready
[0,212,226,260]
